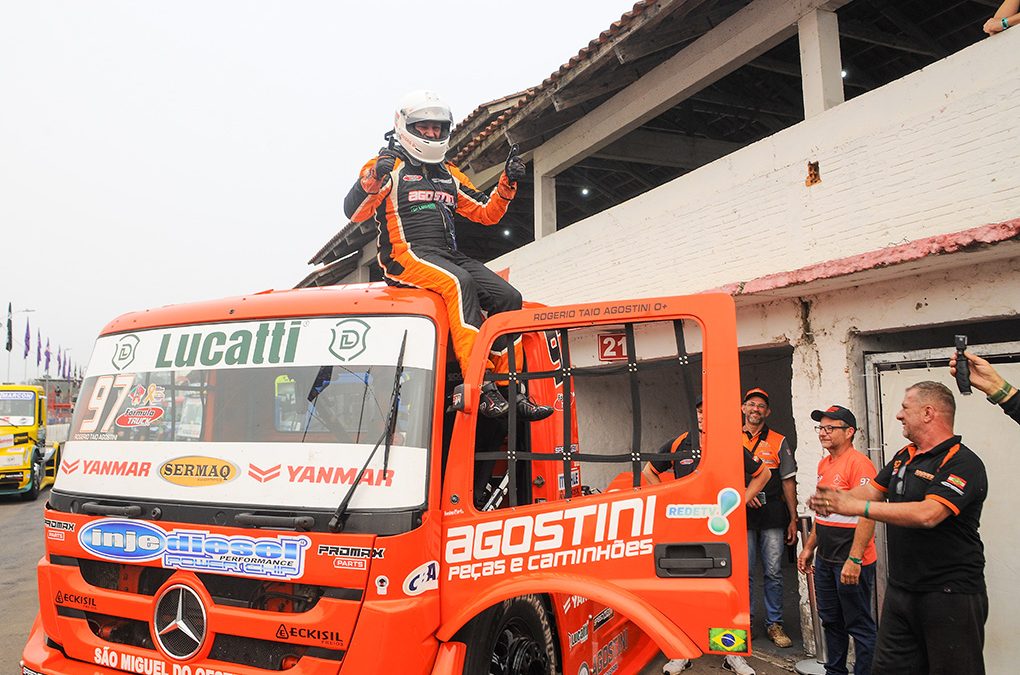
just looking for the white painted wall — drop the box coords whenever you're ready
[493,29,1020,307]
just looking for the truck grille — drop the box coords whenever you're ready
[54,557,352,671]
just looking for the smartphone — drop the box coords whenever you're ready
[954,335,972,395]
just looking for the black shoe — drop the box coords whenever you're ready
[478,382,510,418]
[516,393,554,421]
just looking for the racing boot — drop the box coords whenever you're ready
[516,391,554,421]
[478,382,510,418]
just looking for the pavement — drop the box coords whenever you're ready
[1,488,48,672]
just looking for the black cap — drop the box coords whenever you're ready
[810,405,857,429]
[743,387,769,404]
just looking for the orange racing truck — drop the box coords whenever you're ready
[22,284,750,675]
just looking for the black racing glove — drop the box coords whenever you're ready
[374,150,397,180]
[504,143,525,184]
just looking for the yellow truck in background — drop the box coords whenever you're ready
[0,384,60,500]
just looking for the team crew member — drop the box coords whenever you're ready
[797,405,876,675]
[344,91,551,421]
[812,382,989,674]
[741,387,797,648]
[650,398,770,675]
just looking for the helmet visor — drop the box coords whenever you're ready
[407,119,452,142]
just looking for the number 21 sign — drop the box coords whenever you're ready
[597,333,628,362]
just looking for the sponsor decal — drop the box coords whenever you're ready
[402,560,439,596]
[111,334,140,371]
[401,174,422,182]
[159,456,238,487]
[561,595,587,613]
[578,664,591,675]
[78,519,310,579]
[446,496,656,582]
[22,666,44,675]
[44,518,75,532]
[592,607,614,631]
[55,590,97,609]
[407,189,454,205]
[913,469,934,481]
[274,623,344,647]
[155,321,301,369]
[317,544,384,570]
[328,319,370,362]
[665,488,742,535]
[709,627,747,653]
[48,530,65,541]
[116,406,166,428]
[0,391,34,400]
[248,463,281,483]
[285,464,393,486]
[93,647,238,675]
[557,466,581,494]
[678,458,694,465]
[431,177,452,184]
[60,459,151,477]
[129,383,166,406]
[375,575,389,596]
[594,629,628,674]
[568,623,589,648]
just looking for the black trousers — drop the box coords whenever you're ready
[871,584,988,674]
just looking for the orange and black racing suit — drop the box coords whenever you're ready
[343,147,521,376]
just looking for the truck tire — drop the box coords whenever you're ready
[460,595,559,675]
[21,455,43,501]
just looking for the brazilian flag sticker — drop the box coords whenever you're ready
[709,628,748,652]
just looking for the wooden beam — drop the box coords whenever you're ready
[839,19,943,57]
[613,0,745,64]
[591,129,742,168]
[551,70,640,112]
[533,0,846,178]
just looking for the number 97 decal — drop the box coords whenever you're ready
[79,374,136,434]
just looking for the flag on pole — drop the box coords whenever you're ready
[23,318,30,359]
[44,339,51,373]
[36,330,41,366]
[57,347,62,373]
[4,302,11,352]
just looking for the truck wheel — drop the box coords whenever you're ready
[21,456,43,501]
[461,595,558,675]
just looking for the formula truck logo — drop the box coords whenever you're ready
[111,334,140,371]
[78,519,310,579]
[329,319,370,362]
[445,496,656,582]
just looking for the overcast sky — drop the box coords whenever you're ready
[1,0,629,380]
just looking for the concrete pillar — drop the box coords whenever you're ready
[534,172,557,240]
[798,9,845,119]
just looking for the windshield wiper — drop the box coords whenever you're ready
[328,331,407,533]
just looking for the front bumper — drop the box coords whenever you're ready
[0,467,31,494]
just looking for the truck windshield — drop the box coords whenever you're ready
[0,390,36,426]
[56,315,436,513]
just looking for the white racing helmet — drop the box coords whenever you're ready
[394,90,454,164]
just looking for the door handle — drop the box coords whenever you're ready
[655,543,731,578]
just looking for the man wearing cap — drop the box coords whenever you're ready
[741,387,798,648]
[811,382,988,674]
[797,405,876,675]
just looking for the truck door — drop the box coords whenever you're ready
[439,294,750,662]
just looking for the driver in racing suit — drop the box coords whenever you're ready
[343,90,551,421]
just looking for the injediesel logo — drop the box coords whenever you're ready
[155,321,301,368]
[445,496,656,582]
[78,519,310,579]
[159,456,237,487]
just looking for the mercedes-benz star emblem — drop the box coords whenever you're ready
[153,584,207,660]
